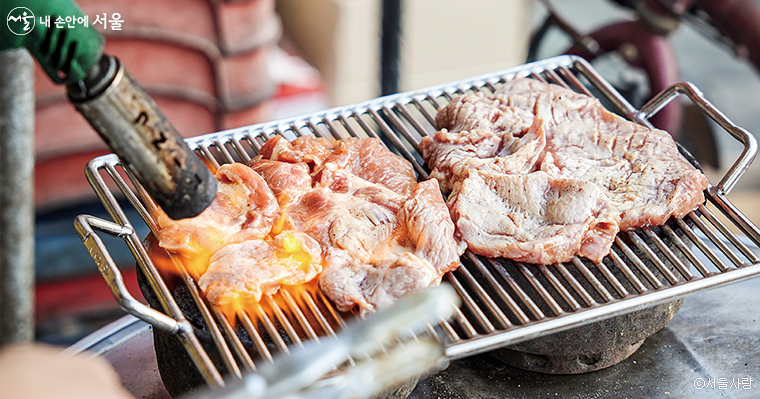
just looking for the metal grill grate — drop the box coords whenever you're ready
[76,55,760,388]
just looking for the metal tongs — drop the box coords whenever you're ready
[184,284,461,399]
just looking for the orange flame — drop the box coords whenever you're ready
[147,230,328,329]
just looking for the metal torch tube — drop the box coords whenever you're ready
[68,55,217,220]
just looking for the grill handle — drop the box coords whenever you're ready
[74,214,180,332]
[637,81,758,194]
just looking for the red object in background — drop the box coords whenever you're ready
[35,268,141,327]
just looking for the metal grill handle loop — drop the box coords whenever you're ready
[73,214,181,333]
[639,82,758,194]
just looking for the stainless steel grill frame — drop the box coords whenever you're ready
[75,55,760,388]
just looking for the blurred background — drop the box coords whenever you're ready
[8,0,760,345]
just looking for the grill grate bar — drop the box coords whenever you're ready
[676,217,731,272]
[557,66,592,95]
[487,258,545,320]
[698,204,759,263]
[281,290,320,342]
[643,227,694,280]
[456,261,511,329]
[238,311,274,363]
[265,295,302,347]
[337,114,360,138]
[384,105,423,150]
[554,263,596,307]
[626,231,681,285]
[198,146,221,171]
[591,260,629,298]
[101,163,157,234]
[213,140,235,165]
[662,223,711,277]
[412,97,437,126]
[215,308,256,371]
[517,263,564,316]
[300,291,336,337]
[608,247,648,294]
[368,108,428,179]
[439,317,461,342]
[395,104,429,143]
[316,289,347,330]
[230,138,253,164]
[544,69,568,88]
[445,270,495,333]
[614,237,664,289]
[690,211,743,267]
[694,205,747,266]
[539,264,582,311]
[179,270,242,378]
[465,252,528,325]
[571,258,613,303]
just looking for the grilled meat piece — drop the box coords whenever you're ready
[248,156,312,206]
[199,231,322,305]
[261,136,463,313]
[498,78,709,230]
[399,179,466,274]
[155,136,463,313]
[421,77,708,265]
[451,170,620,264]
[155,163,279,268]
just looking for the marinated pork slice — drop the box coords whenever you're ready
[156,163,279,267]
[399,179,466,274]
[156,135,463,313]
[198,231,322,305]
[422,77,708,265]
[259,135,340,169]
[283,187,400,265]
[434,91,535,135]
[321,137,418,198]
[451,170,620,264]
[319,251,439,313]
[262,135,418,198]
[276,153,463,313]
[248,156,312,206]
[495,79,709,229]
[420,115,547,192]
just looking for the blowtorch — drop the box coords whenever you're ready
[1,0,217,220]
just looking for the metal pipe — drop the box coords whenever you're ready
[0,48,35,345]
[381,0,402,96]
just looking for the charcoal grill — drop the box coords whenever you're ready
[75,55,760,393]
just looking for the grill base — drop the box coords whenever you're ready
[491,299,683,374]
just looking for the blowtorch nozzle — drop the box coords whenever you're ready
[68,55,217,220]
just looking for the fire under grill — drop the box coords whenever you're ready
[76,56,760,392]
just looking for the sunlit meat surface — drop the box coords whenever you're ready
[420,77,708,264]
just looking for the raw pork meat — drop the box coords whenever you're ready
[420,77,708,264]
